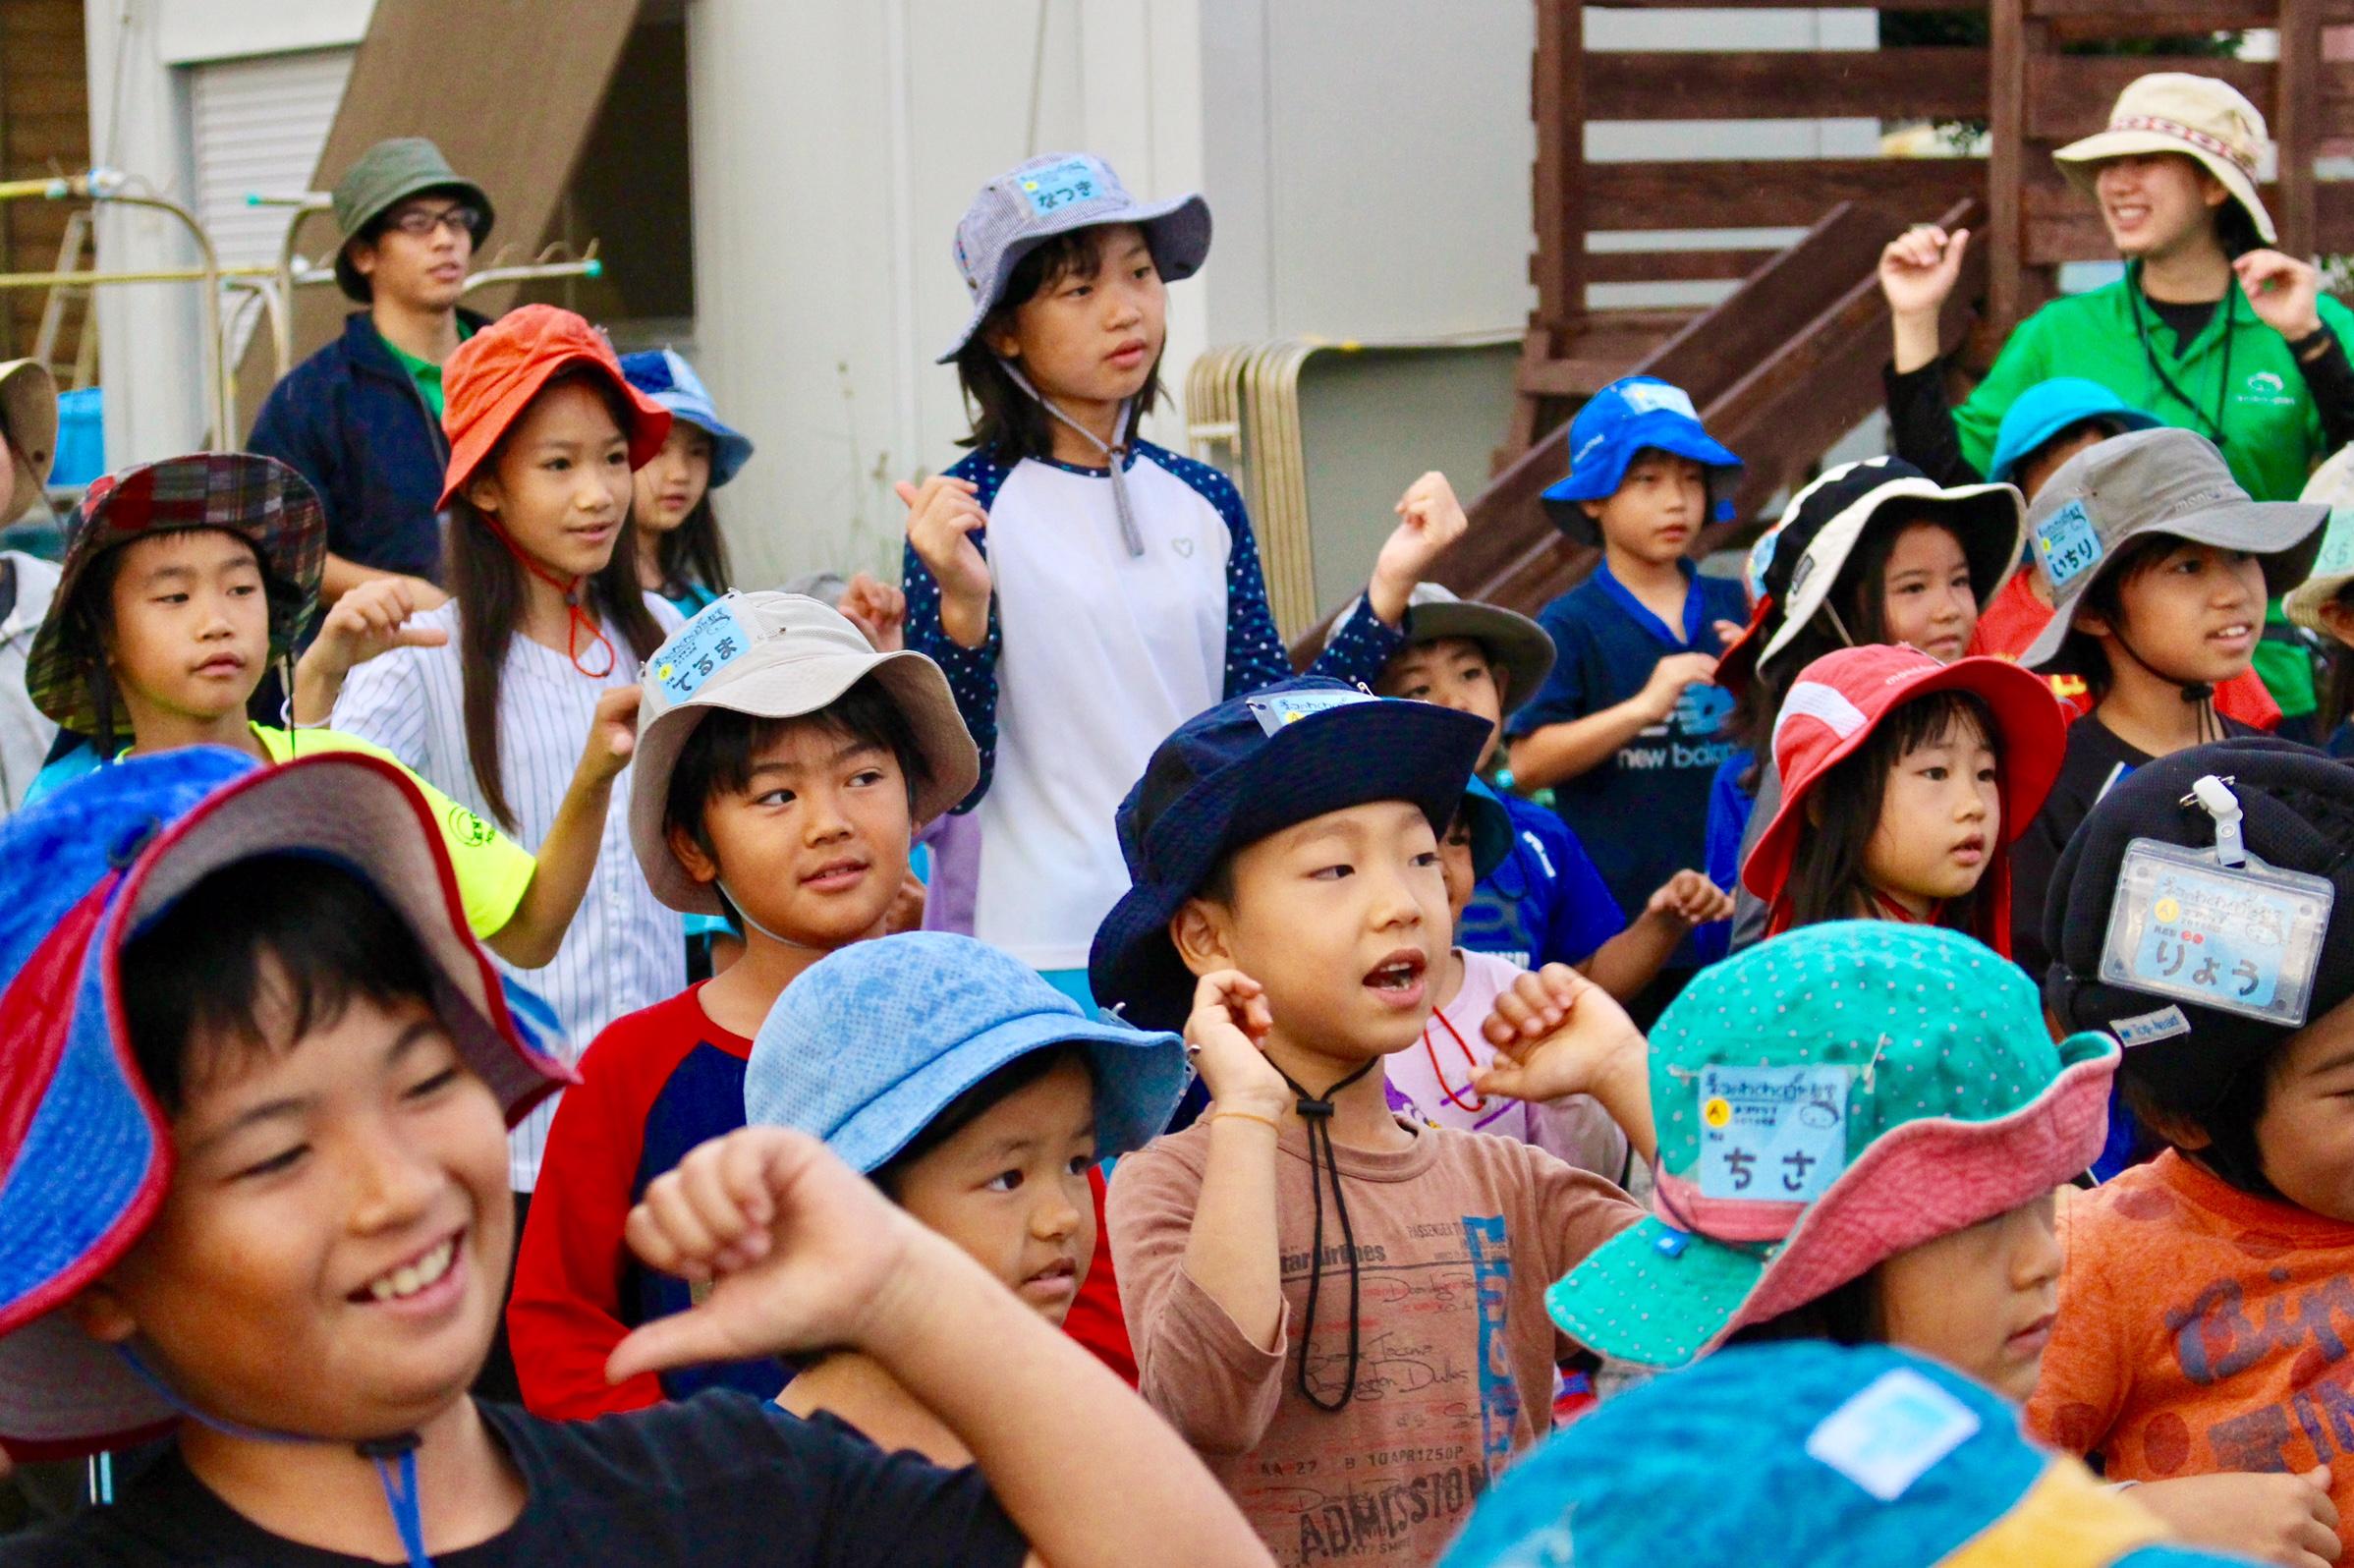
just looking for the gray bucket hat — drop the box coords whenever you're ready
[937,151,1210,363]
[332,137,494,303]
[1332,582,1558,716]
[0,359,57,524]
[2022,426,2327,668]
[630,590,981,914]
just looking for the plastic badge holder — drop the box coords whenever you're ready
[1018,156,1103,215]
[1245,687,1375,737]
[649,593,753,705]
[2099,838,2333,1027]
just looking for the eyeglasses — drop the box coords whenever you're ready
[383,203,482,240]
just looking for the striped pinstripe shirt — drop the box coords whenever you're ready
[333,596,688,1191]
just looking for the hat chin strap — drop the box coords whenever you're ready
[997,360,1146,559]
[476,512,618,679]
[2108,625,2221,741]
[715,877,822,952]
[115,1342,433,1568]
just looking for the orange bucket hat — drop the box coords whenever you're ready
[436,304,670,511]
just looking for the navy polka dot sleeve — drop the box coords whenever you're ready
[902,448,1011,813]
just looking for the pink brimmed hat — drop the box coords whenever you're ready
[1545,921,2117,1370]
[1744,646,2067,954]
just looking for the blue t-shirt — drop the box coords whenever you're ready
[1460,792,1625,970]
[1693,747,1761,965]
[1507,559,1744,969]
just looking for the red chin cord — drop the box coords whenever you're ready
[484,515,618,678]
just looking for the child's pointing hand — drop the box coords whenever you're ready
[1369,472,1470,625]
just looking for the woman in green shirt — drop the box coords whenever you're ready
[1879,71,2354,727]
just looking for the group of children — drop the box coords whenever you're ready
[1,99,2353,1568]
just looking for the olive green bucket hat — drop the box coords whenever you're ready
[332,137,494,303]
[1545,922,2118,1371]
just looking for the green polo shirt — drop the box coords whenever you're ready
[378,321,474,419]
[1955,267,2352,716]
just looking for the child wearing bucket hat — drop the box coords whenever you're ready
[1708,457,2026,953]
[903,151,1459,1001]
[507,590,979,1419]
[1742,645,2067,958]
[736,930,1187,1463]
[0,751,1264,1568]
[1367,581,1731,982]
[1509,922,2114,1404]
[1090,677,1643,1564]
[2008,427,2328,987]
[249,137,496,599]
[1440,1341,2243,1568]
[2025,738,2354,1562]
[1878,74,2354,512]
[2286,457,2354,757]
[618,349,751,617]
[15,451,624,979]
[1507,376,1747,1019]
[0,357,61,810]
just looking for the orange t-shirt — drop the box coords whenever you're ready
[2028,1149,2354,1553]
[1970,572,2280,730]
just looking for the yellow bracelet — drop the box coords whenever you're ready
[1210,1109,1283,1133]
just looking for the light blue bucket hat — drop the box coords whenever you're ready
[619,350,755,488]
[1986,377,2159,486]
[937,151,1211,364]
[746,931,1190,1173]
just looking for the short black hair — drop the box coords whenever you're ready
[119,855,437,1118]
[1723,1270,1882,1349]
[661,675,934,858]
[869,1044,1096,1201]
[953,225,1168,462]
[2049,532,2191,698]
[2119,1051,2283,1197]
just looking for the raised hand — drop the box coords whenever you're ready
[291,576,450,722]
[1646,868,1735,927]
[1186,969,1292,1118]
[897,476,992,647]
[574,685,642,788]
[2235,250,2326,345]
[1476,964,1649,1115]
[836,570,908,652]
[1880,225,1970,319]
[1369,471,1470,624]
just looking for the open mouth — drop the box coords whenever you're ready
[1023,1259,1078,1292]
[353,1232,461,1305]
[2105,202,2151,228]
[2207,621,2255,649]
[801,857,870,890]
[1364,949,1429,1007]
[1950,834,1988,866]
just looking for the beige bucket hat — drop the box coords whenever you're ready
[2054,73,2276,245]
[2285,445,2354,632]
[630,590,981,915]
[0,359,58,524]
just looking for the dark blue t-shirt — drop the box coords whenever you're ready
[1507,560,1744,968]
[1460,793,1625,970]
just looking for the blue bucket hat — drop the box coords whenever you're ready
[1088,678,1492,1032]
[0,748,570,1461]
[1540,376,1744,545]
[619,349,755,488]
[1988,378,2160,486]
[938,151,1211,364]
[746,931,1188,1173]
[1440,1342,2236,1568]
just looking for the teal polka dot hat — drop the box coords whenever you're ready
[1546,922,2118,1370]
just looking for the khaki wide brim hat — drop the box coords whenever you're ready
[2054,72,2277,246]
[0,359,58,524]
[629,590,981,916]
[2286,446,2354,631]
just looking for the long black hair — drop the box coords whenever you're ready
[649,491,734,605]
[953,227,1168,462]
[446,367,665,829]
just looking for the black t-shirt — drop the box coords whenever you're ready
[2009,711,2260,986]
[0,1395,1029,1567]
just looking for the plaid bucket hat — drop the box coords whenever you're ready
[1439,1341,2227,1568]
[2055,73,2277,246]
[629,590,981,914]
[1745,646,2068,954]
[438,305,671,511]
[938,152,1210,364]
[26,453,326,739]
[746,931,1188,1173]
[0,748,571,1460]
[1545,922,2116,1371]
[2023,427,2326,669]
[331,137,494,303]
[1088,678,1492,1032]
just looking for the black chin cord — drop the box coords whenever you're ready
[2112,626,2221,743]
[1274,1057,1380,1413]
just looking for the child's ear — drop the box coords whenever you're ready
[1580,500,1604,526]
[466,471,502,516]
[1168,898,1235,979]
[64,1282,140,1348]
[1806,793,1826,827]
[984,323,1024,362]
[665,822,721,888]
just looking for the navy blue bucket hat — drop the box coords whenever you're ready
[1089,679,1492,1032]
[1541,375,1743,545]
[1440,1341,2229,1568]
[0,748,570,1461]
[746,931,1188,1173]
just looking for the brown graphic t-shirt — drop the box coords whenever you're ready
[2029,1148,2354,1557]
[1108,1116,1640,1566]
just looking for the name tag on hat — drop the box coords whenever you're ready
[1617,381,1700,420]
[1696,1064,1850,1203]
[1019,156,1105,215]
[1245,688,1376,737]
[2100,839,2334,1027]
[2033,499,2104,591]
[649,596,752,705]
[1806,1368,1981,1502]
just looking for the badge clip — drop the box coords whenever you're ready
[2185,774,2248,868]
